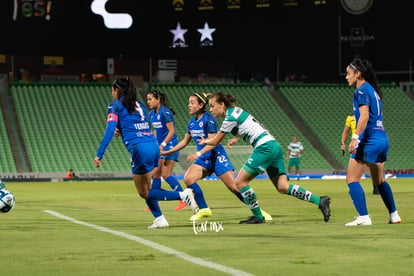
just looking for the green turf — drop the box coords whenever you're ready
[1,178,413,276]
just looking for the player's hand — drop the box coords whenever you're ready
[227,137,238,149]
[114,128,121,137]
[94,157,101,167]
[187,154,197,163]
[160,150,168,156]
[348,139,359,154]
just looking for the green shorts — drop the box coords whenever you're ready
[288,157,301,168]
[242,140,287,178]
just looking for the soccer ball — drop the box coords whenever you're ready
[0,189,15,213]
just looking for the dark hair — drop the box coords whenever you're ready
[209,92,237,108]
[192,92,209,111]
[112,77,137,113]
[349,58,382,98]
[147,90,175,114]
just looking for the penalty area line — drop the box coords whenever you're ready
[43,210,253,276]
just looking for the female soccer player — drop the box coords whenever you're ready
[147,89,186,211]
[161,92,272,222]
[93,77,197,229]
[344,58,401,226]
[199,92,331,224]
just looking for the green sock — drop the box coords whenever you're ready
[287,184,320,205]
[239,185,263,219]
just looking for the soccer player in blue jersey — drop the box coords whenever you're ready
[147,90,187,211]
[161,92,272,222]
[200,92,331,224]
[344,58,401,226]
[93,77,197,229]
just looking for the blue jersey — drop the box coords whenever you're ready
[353,82,387,140]
[188,112,234,176]
[149,105,179,145]
[187,112,226,159]
[96,99,156,159]
[352,82,389,163]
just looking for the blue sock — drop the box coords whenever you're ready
[148,189,180,201]
[152,178,161,189]
[188,183,208,209]
[146,199,161,218]
[348,182,368,216]
[378,181,397,213]
[165,176,183,192]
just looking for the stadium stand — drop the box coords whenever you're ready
[11,83,130,173]
[277,83,414,173]
[2,82,412,176]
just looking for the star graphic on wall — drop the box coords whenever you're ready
[197,22,216,42]
[170,22,188,43]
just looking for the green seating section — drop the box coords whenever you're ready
[12,83,129,173]
[379,85,414,170]
[277,83,414,171]
[2,82,412,174]
[0,102,17,173]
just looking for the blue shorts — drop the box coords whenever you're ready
[160,142,180,162]
[352,136,389,163]
[130,142,160,174]
[194,148,234,177]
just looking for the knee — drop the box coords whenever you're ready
[138,191,148,199]
[183,176,194,186]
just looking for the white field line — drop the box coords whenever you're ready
[44,210,253,276]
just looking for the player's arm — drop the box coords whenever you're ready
[161,133,191,155]
[341,125,351,150]
[227,136,240,149]
[186,132,218,162]
[198,131,227,146]
[160,121,176,149]
[349,105,368,153]
[94,120,117,167]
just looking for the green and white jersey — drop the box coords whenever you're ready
[221,107,275,148]
[288,141,303,158]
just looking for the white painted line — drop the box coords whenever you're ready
[44,210,253,276]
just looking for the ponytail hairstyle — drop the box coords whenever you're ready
[210,92,237,108]
[112,77,137,113]
[148,90,175,114]
[192,92,209,111]
[349,58,382,98]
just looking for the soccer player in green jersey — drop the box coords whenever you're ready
[199,92,331,224]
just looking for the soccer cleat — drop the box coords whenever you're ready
[239,216,265,224]
[175,200,187,211]
[147,215,169,229]
[179,188,198,214]
[318,196,331,222]
[261,209,273,221]
[388,211,402,224]
[190,208,212,222]
[345,215,372,226]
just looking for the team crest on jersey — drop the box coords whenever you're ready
[157,114,160,120]
[199,121,204,128]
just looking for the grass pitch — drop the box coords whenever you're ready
[1,178,413,276]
